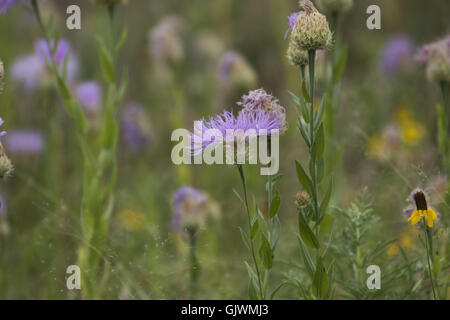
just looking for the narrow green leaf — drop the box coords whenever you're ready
[296,235,315,278]
[312,124,325,161]
[298,210,320,249]
[318,179,333,224]
[314,96,326,129]
[269,190,281,218]
[239,227,251,253]
[115,26,128,52]
[99,46,115,83]
[270,216,281,250]
[312,257,329,298]
[260,236,274,269]
[332,46,347,84]
[302,81,311,102]
[295,160,313,195]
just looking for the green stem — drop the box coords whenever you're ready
[423,221,438,299]
[188,227,199,297]
[308,50,320,238]
[237,165,264,299]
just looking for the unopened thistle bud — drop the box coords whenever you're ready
[315,0,354,13]
[291,0,333,51]
[416,35,450,83]
[287,41,309,67]
[295,190,311,208]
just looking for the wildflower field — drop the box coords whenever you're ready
[0,0,449,300]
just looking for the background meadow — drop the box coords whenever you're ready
[0,0,449,299]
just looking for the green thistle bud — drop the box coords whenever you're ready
[0,144,13,180]
[315,0,354,13]
[291,0,333,51]
[295,190,311,208]
[287,40,309,67]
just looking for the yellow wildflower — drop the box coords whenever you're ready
[400,120,425,146]
[366,134,387,158]
[408,208,438,228]
[117,208,147,231]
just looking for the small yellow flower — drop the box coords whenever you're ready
[393,107,412,126]
[117,208,147,231]
[366,134,387,158]
[400,120,425,146]
[408,208,438,228]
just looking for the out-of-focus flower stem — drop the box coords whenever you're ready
[423,220,438,299]
[237,164,264,299]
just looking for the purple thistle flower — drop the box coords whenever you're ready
[172,186,208,231]
[4,130,44,155]
[218,51,241,83]
[34,39,71,68]
[416,35,450,64]
[237,88,287,132]
[284,12,299,39]
[0,0,17,15]
[380,35,415,74]
[11,54,45,92]
[0,118,7,141]
[75,81,102,112]
[121,103,153,152]
[189,110,280,155]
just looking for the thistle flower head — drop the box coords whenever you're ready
[315,0,354,13]
[4,130,44,155]
[172,186,214,230]
[237,88,288,133]
[189,110,281,156]
[405,188,438,228]
[218,51,257,89]
[416,35,450,83]
[290,0,333,51]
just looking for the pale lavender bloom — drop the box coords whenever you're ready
[75,81,101,112]
[380,35,415,74]
[416,35,450,64]
[284,12,299,39]
[237,88,287,132]
[11,54,45,92]
[121,103,153,152]
[172,186,208,230]
[218,51,241,83]
[189,110,280,155]
[34,39,71,68]
[0,0,17,14]
[148,16,184,63]
[0,118,6,141]
[4,130,44,155]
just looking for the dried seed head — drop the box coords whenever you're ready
[295,190,311,208]
[291,0,333,51]
[315,0,354,13]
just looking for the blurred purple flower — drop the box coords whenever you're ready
[189,110,280,155]
[34,39,71,67]
[380,35,415,74]
[416,35,450,64]
[11,54,45,92]
[284,12,299,39]
[0,118,6,141]
[0,0,17,14]
[75,81,101,112]
[218,51,240,83]
[172,186,208,231]
[4,130,44,155]
[121,103,153,152]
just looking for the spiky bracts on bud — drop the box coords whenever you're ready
[287,41,309,67]
[315,0,354,13]
[295,190,311,208]
[290,0,333,51]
